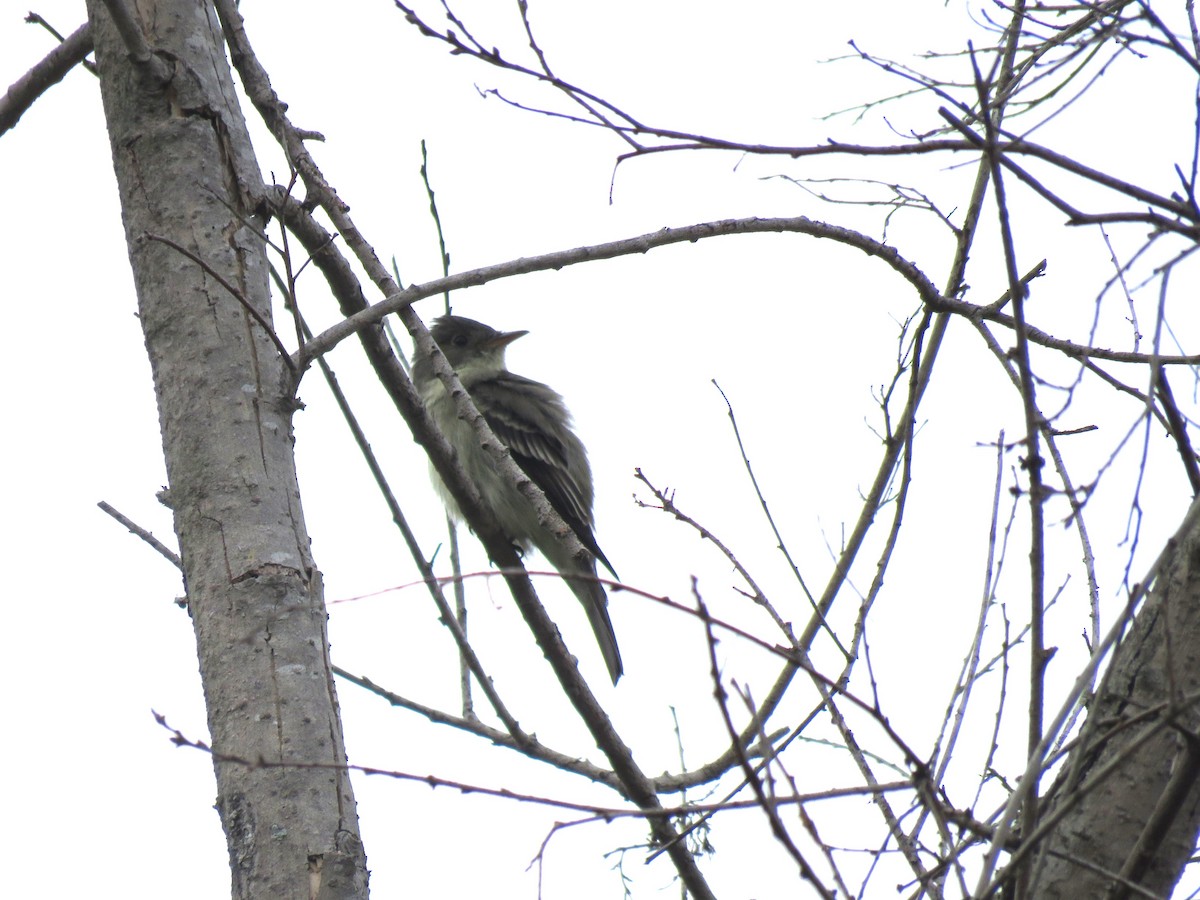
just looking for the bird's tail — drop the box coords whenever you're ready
[566,570,623,684]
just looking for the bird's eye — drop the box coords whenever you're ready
[451,334,468,347]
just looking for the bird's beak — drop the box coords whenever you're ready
[488,329,529,349]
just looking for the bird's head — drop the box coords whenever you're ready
[428,315,528,380]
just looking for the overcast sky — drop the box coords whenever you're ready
[3,2,1199,897]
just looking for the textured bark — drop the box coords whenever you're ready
[1032,506,1200,898]
[85,2,368,897]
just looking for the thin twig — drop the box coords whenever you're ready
[97,501,181,569]
[142,232,296,374]
[694,583,836,899]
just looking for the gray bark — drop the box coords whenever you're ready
[85,2,368,897]
[1031,504,1200,899]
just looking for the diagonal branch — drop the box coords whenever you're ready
[0,21,93,135]
[213,4,719,892]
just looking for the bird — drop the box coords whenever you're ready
[412,315,623,683]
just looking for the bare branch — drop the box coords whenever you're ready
[97,501,181,569]
[0,21,93,135]
[296,216,943,369]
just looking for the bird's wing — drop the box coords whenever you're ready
[471,374,617,577]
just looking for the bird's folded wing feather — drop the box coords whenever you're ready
[471,374,617,577]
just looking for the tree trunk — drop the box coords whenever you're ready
[85,2,368,896]
[1032,501,1200,898]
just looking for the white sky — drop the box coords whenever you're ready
[3,1,1199,897]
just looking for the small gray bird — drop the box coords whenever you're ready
[412,315,623,683]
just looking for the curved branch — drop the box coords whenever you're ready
[296,215,944,370]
